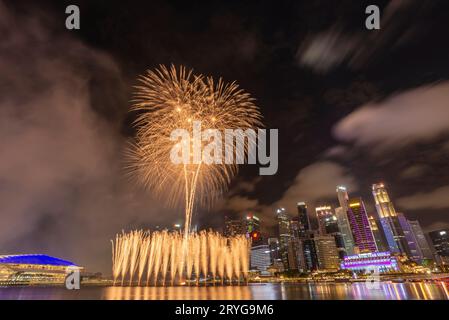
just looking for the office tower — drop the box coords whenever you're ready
[246,213,261,233]
[250,245,271,275]
[409,220,433,260]
[287,241,298,270]
[302,235,319,271]
[372,183,409,255]
[335,186,355,255]
[316,205,339,235]
[276,208,293,270]
[335,207,355,256]
[224,216,246,237]
[294,202,317,271]
[246,213,263,246]
[314,235,340,271]
[315,205,345,259]
[297,202,311,238]
[337,185,349,210]
[268,238,281,263]
[429,229,449,257]
[290,218,307,271]
[347,198,377,253]
[368,215,387,252]
[397,213,421,262]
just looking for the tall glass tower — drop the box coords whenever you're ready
[408,220,434,260]
[335,186,355,255]
[347,198,377,253]
[276,208,292,270]
[372,183,409,255]
[297,202,311,238]
[295,202,318,271]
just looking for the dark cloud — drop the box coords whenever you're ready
[0,1,178,274]
[275,161,358,212]
[333,82,449,150]
[400,165,428,179]
[397,185,449,210]
[296,0,435,73]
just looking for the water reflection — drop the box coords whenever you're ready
[0,282,448,300]
[103,282,449,300]
[104,285,252,300]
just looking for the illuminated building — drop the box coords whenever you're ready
[224,216,246,237]
[302,236,319,271]
[246,213,260,233]
[297,202,311,238]
[429,229,449,257]
[0,254,82,285]
[347,198,377,253]
[316,205,338,235]
[316,205,345,259]
[250,245,271,275]
[336,186,355,255]
[408,220,433,261]
[246,213,263,246]
[340,251,399,273]
[268,237,281,264]
[295,202,320,271]
[276,208,292,270]
[368,215,387,252]
[397,213,421,262]
[289,219,307,271]
[314,235,340,271]
[372,183,409,255]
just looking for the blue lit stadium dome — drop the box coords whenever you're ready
[0,254,77,267]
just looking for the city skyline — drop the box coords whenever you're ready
[1,1,449,276]
[227,182,449,275]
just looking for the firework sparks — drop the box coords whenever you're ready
[127,65,262,235]
[111,230,250,286]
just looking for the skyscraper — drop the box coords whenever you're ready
[429,229,449,257]
[397,212,421,261]
[347,198,377,253]
[316,205,339,235]
[297,202,311,238]
[408,220,433,261]
[295,202,318,272]
[250,245,271,275]
[267,237,281,264]
[337,185,349,211]
[368,215,387,252]
[316,205,345,259]
[335,186,355,255]
[224,216,246,237]
[246,213,262,246]
[246,213,261,233]
[302,235,319,271]
[276,208,293,270]
[314,235,340,271]
[372,183,409,255]
[289,217,306,271]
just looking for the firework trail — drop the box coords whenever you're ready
[111,230,250,286]
[127,65,262,235]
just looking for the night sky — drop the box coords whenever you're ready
[2,0,449,273]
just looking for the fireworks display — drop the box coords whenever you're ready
[112,65,261,286]
[127,65,262,235]
[112,230,250,286]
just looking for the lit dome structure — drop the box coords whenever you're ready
[0,254,77,267]
[0,254,81,286]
